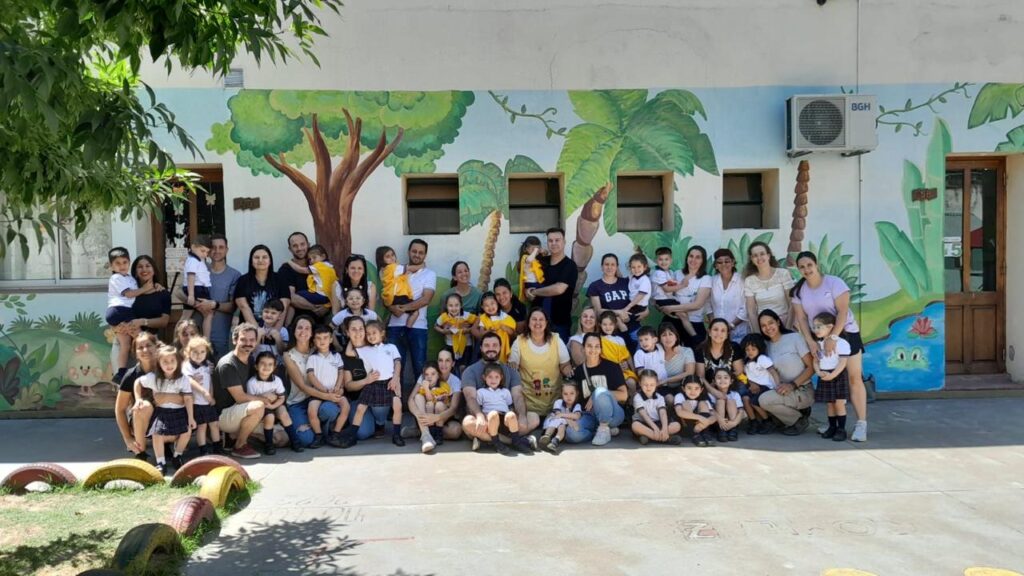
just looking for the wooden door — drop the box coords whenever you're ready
[150,166,225,289]
[944,158,1005,374]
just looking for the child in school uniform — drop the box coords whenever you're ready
[247,351,304,454]
[255,299,289,367]
[330,288,378,350]
[538,381,582,454]
[632,369,683,445]
[182,336,222,455]
[180,235,215,338]
[434,293,477,371]
[107,247,158,383]
[472,363,533,454]
[709,367,745,443]
[285,244,338,312]
[812,312,852,441]
[624,253,652,337]
[650,246,698,341]
[674,376,718,447]
[632,326,668,387]
[739,333,781,435]
[517,236,544,304]
[376,246,421,328]
[135,345,194,474]
[347,320,405,447]
[305,325,351,449]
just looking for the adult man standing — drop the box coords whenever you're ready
[207,234,240,359]
[213,323,266,459]
[461,332,539,453]
[525,227,577,344]
[278,231,317,322]
[386,239,436,387]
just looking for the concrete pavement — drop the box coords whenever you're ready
[2,398,1023,575]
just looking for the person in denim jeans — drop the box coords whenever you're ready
[570,333,629,445]
[385,239,436,388]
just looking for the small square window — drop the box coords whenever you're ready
[616,173,671,232]
[404,176,460,235]
[722,170,779,229]
[508,175,562,233]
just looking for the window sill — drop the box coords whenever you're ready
[0,282,106,295]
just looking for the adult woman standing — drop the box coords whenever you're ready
[790,251,868,441]
[695,318,743,390]
[283,315,340,447]
[114,332,159,460]
[332,254,378,315]
[568,307,598,367]
[756,310,816,436]
[442,261,482,314]
[509,308,574,419]
[658,246,712,349]
[234,245,291,325]
[129,255,171,336]
[743,241,794,331]
[709,248,749,341]
[493,278,527,333]
[571,333,629,446]
[658,323,695,397]
[586,254,631,328]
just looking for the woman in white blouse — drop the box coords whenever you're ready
[709,248,748,341]
[657,246,712,349]
[743,241,794,332]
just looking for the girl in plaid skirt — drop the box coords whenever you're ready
[136,345,194,474]
[812,312,852,442]
[350,321,405,447]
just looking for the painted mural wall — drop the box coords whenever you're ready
[2,82,1023,413]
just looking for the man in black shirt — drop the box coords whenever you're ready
[525,227,577,344]
[213,323,266,459]
[278,231,316,322]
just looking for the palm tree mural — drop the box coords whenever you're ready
[787,159,810,265]
[458,160,508,291]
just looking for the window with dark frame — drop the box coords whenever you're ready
[405,176,460,235]
[723,173,765,229]
[616,174,669,232]
[508,176,562,233]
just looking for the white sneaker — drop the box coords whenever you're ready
[592,425,612,446]
[527,435,538,450]
[420,430,436,453]
[471,437,481,452]
[851,420,868,442]
[610,427,620,437]
[817,423,830,434]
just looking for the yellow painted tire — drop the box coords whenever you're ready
[965,569,1024,576]
[83,459,164,489]
[198,466,246,509]
[110,523,182,574]
[1,463,77,494]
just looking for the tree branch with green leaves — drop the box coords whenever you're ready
[489,91,566,139]
[875,82,973,136]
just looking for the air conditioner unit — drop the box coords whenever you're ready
[786,94,878,157]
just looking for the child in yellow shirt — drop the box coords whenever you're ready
[376,246,421,328]
[517,235,545,304]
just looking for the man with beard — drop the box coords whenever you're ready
[279,231,325,322]
[386,239,436,387]
[525,228,577,344]
[213,323,267,459]
[461,332,539,453]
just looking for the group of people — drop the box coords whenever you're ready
[108,227,869,471]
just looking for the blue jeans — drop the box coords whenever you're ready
[349,402,391,440]
[387,326,428,386]
[592,388,625,427]
[287,399,342,446]
[564,412,597,443]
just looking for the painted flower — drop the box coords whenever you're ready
[908,316,936,339]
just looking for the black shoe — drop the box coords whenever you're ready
[795,415,811,433]
[264,443,277,456]
[325,432,345,448]
[156,462,168,475]
[171,455,185,470]
[747,420,760,435]
[667,435,683,446]
[510,435,533,453]
[821,426,837,439]
[692,432,708,447]
[290,441,305,453]
[545,437,561,453]
[492,440,512,455]
[392,433,406,447]
[727,430,739,442]
[375,424,386,439]
[832,428,847,442]
[134,451,150,462]
[308,434,324,449]
[716,430,728,443]
[430,426,444,446]
[212,443,227,455]
[636,434,650,445]
[197,444,210,456]
[781,424,802,436]
[758,420,778,435]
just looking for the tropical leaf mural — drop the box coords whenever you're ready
[725,232,774,276]
[557,89,718,236]
[805,235,865,303]
[458,159,508,290]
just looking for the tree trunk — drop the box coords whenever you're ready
[477,209,501,291]
[787,160,810,266]
[571,183,611,312]
[264,111,403,265]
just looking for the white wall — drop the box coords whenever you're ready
[140,0,1024,91]
[1007,154,1024,382]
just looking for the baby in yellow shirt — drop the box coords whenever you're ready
[376,246,421,328]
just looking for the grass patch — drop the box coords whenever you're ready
[0,480,257,575]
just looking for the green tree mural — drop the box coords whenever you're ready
[968,83,1024,152]
[556,89,718,236]
[207,90,475,261]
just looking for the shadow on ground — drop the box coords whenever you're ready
[0,528,115,576]
[187,516,432,576]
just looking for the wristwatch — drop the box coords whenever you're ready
[142,318,149,327]
[828,334,839,341]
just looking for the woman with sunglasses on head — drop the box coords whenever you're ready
[709,248,749,342]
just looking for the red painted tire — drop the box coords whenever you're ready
[167,496,216,536]
[170,455,249,487]
[111,523,182,574]
[1,463,77,494]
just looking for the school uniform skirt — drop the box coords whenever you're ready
[193,404,218,425]
[815,370,850,403]
[357,380,394,407]
[150,406,189,436]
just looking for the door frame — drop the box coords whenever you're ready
[945,156,1006,374]
[150,165,224,287]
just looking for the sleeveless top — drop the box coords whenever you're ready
[515,335,563,415]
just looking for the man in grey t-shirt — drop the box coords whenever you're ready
[208,234,241,359]
[461,332,537,453]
